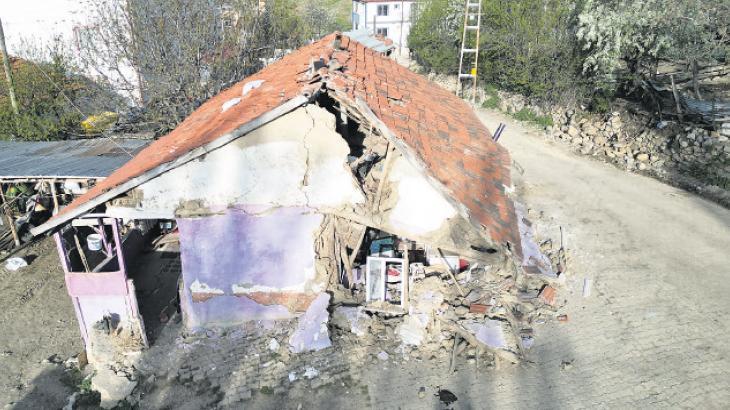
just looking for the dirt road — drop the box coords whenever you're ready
[460,108,730,407]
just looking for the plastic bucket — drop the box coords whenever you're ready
[86,234,103,251]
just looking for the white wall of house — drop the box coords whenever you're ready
[352,0,414,51]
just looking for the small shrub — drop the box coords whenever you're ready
[511,108,554,128]
[481,84,501,109]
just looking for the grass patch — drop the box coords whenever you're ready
[511,108,554,128]
[260,386,274,395]
[481,84,501,110]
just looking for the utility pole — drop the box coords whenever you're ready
[0,18,19,117]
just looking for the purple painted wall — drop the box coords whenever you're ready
[177,207,323,329]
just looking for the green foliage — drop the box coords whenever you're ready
[0,53,82,141]
[511,108,554,128]
[481,84,501,109]
[478,0,583,102]
[409,0,463,74]
[577,0,730,93]
[411,0,585,104]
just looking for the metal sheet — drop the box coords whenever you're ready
[0,138,149,179]
[343,29,396,54]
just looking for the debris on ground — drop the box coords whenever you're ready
[4,257,27,271]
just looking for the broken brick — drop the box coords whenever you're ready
[538,286,557,306]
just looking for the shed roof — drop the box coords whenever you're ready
[0,139,149,180]
[342,29,395,54]
[32,33,519,255]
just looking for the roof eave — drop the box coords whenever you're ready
[30,94,311,237]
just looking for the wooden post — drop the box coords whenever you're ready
[49,180,60,215]
[401,240,409,309]
[0,18,19,117]
[670,74,684,123]
[73,233,91,273]
[373,144,396,212]
[0,184,20,247]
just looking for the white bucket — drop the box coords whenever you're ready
[86,234,103,251]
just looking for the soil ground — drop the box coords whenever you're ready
[1,106,729,409]
[0,238,82,409]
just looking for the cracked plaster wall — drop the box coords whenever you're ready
[106,105,364,219]
[386,155,457,235]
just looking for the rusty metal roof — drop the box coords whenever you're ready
[0,138,149,179]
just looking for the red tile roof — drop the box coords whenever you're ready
[39,33,520,255]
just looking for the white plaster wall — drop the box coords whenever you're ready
[387,155,457,235]
[353,0,414,48]
[107,105,364,218]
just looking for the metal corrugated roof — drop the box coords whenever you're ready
[0,138,150,179]
[342,30,395,54]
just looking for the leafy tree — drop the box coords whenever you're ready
[577,0,729,95]
[409,0,463,74]
[410,0,584,104]
[0,50,83,140]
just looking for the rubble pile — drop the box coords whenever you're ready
[327,214,568,368]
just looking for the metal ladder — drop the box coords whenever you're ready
[456,0,482,102]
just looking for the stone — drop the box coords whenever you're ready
[454,306,469,317]
[377,351,389,361]
[638,162,648,171]
[92,366,138,409]
[331,306,371,337]
[635,153,649,162]
[567,126,581,138]
[398,314,429,346]
[289,293,331,353]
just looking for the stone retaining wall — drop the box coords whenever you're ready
[497,91,730,206]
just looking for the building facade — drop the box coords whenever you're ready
[352,0,415,52]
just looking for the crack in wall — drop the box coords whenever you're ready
[300,109,317,207]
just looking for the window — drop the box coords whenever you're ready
[376,27,389,37]
[377,4,389,16]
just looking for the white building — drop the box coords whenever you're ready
[352,0,415,52]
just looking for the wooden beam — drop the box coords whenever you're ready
[0,185,20,247]
[49,180,60,215]
[73,233,91,273]
[438,247,465,297]
[402,241,410,310]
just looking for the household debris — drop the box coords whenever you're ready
[4,257,27,271]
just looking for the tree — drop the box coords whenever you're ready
[76,0,352,133]
[576,0,729,95]
[0,42,83,141]
[409,0,463,74]
[410,0,584,103]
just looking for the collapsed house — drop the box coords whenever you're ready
[31,33,562,365]
[0,138,148,251]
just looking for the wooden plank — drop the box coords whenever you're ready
[73,233,91,273]
[438,248,466,297]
